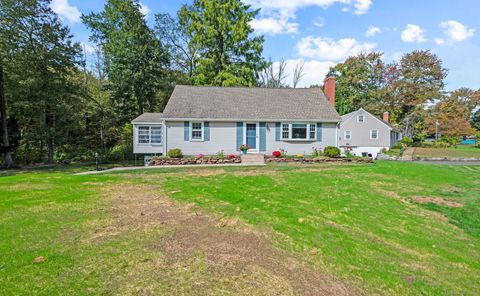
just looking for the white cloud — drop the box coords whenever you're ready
[296,36,376,60]
[139,2,151,16]
[353,0,372,15]
[365,26,380,37]
[50,0,81,23]
[251,14,298,34]
[313,17,326,28]
[272,59,336,87]
[245,0,373,35]
[440,20,475,42]
[435,38,445,45]
[401,24,427,43]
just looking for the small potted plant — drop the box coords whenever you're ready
[239,144,250,154]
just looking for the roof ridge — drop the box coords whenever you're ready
[175,85,322,90]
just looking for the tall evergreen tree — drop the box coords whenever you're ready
[1,0,81,163]
[82,0,169,123]
[179,0,268,86]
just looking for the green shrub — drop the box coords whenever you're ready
[167,148,183,158]
[323,146,340,158]
[216,150,225,158]
[401,137,413,147]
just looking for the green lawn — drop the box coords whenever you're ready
[1,162,479,295]
[414,145,480,159]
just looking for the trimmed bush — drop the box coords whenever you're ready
[167,148,183,158]
[323,146,340,158]
[401,137,413,147]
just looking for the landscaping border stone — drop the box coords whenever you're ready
[149,156,242,166]
[148,155,374,166]
[264,157,374,163]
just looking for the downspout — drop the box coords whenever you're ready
[163,120,167,156]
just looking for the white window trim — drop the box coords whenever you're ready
[280,123,316,141]
[190,121,204,141]
[344,130,352,140]
[137,125,163,145]
[357,115,365,123]
[370,129,379,140]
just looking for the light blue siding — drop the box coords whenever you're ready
[259,122,266,152]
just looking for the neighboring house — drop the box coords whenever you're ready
[338,108,402,157]
[131,77,342,156]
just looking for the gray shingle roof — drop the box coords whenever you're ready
[341,108,396,130]
[131,112,163,123]
[161,85,341,122]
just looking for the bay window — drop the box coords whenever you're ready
[137,125,162,144]
[280,123,316,140]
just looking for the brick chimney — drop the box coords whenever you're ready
[324,75,336,107]
[383,111,390,123]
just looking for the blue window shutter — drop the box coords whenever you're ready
[259,122,266,152]
[275,122,281,141]
[204,122,210,141]
[184,121,189,141]
[316,123,322,141]
[236,122,243,151]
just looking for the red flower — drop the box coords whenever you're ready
[272,150,282,157]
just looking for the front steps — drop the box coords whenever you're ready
[240,154,265,165]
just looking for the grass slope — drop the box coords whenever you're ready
[414,145,480,159]
[1,162,479,295]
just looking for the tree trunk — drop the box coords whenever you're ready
[0,62,15,168]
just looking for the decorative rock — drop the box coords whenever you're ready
[376,153,398,161]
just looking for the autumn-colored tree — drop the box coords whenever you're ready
[425,97,475,137]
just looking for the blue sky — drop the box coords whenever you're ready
[51,0,480,90]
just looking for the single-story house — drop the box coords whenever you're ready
[132,76,342,156]
[338,108,402,157]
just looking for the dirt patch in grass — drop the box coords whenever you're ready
[233,170,275,176]
[96,183,356,296]
[411,196,464,208]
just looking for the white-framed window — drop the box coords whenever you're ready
[357,115,365,123]
[280,123,316,140]
[137,125,162,144]
[309,124,316,139]
[345,130,351,140]
[190,122,203,141]
[281,123,290,139]
[151,127,162,144]
[370,129,378,139]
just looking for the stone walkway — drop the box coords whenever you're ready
[401,147,415,161]
[75,163,265,175]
